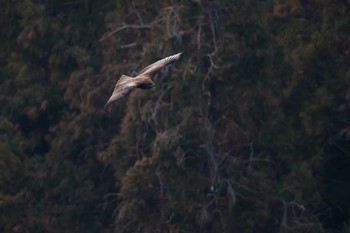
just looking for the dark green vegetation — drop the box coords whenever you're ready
[1,0,350,232]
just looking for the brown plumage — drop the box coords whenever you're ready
[105,52,182,108]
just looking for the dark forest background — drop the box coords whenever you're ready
[1,0,350,232]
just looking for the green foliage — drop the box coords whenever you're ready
[0,0,349,232]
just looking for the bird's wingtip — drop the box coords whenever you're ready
[104,102,110,110]
[173,51,183,60]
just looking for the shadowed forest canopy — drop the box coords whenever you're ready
[0,0,350,233]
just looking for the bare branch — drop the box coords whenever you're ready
[100,23,151,42]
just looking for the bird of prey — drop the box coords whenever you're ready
[104,52,182,108]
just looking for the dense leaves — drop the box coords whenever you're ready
[1,0,349,233]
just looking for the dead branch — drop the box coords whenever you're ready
[100,23,151,42]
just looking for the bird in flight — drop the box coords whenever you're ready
[105,52,182,108]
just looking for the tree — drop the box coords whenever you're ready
[1,0,349,232]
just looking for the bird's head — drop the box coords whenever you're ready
[138,79,155,89]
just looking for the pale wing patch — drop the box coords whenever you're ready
[138,52,182,76]
[105,75,136,107]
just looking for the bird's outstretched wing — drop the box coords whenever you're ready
[138,52,182,76]
[104,75,136,108]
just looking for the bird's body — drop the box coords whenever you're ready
[105,52,182,108]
